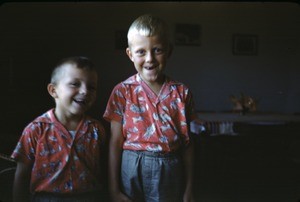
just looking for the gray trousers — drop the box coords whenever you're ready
[121,150,184,202]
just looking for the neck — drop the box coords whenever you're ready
[147,82,163,95]
[140,74,165,95]
[54,109,83,130]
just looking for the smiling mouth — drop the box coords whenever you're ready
[74,99,87,106]
[144,66,156,70]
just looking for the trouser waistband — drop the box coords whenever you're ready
[123,149,182,158]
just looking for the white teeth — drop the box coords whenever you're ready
[145,66,154,70]
[74,99,86,105]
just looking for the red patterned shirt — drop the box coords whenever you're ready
[11,109,105,194]
[103,74,196,152]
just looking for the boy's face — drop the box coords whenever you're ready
[48,64,98,119]
[126,34,171,85]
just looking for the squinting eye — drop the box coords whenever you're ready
[136,50,145,56]
[154,48,163,54]
[88,86,97,91]
[70,82,80,87]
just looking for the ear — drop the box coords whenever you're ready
[167,44,173,58]
[47,83,58,98]
[126,47,134,62]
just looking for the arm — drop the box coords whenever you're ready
[183,138,195,202]
[109,120,132,202]
[13,161,32,202]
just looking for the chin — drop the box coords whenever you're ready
[145,78,157,84]
[72,108,86,115]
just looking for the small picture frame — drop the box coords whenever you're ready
[232,34,258,55]
[174,23,201,46]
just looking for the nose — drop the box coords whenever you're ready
[79,85,87,95]
[145,51,154,63]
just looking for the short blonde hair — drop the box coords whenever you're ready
[127,14,171,47]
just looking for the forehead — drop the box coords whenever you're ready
[59,64,97,80]
[130,34,167,47]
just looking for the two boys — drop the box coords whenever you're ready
[12,14,196,202]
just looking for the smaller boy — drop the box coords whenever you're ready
[104,14,196,202]
[11,56,106,202]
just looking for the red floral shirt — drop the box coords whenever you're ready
[103,74,196,152]
[11,109,105,194]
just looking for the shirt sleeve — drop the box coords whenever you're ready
[185,88,197,123]
[103,83,126,123]
[11,122,38,165]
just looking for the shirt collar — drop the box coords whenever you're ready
[33,108,92,125]
[123,73,181,86]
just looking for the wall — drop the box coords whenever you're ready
[0,2,299,135]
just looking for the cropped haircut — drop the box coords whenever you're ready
[50,56,95,84]
[127,14,171,47]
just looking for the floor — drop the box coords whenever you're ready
[1,123,299,202]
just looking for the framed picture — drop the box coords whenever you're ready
[232,34,258,55]
[174,23,201,46]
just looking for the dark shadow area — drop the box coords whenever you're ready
[193,122,300,201]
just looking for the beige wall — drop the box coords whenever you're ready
[1,2,300,134]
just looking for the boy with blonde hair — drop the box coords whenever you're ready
[104,14,196,202]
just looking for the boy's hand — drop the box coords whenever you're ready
[111,191,132,202]
[183,191,195,202]
[13,161,32,202]
[183,140,195,202]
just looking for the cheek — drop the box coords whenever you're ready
[132,56,144,65]
[89,92,97,100]
[157,55,168,63]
